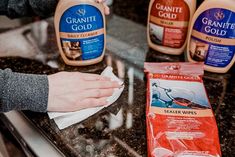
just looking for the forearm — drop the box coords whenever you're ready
[0,0,58,18]
[0,69,48,112]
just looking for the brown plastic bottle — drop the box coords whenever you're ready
[186,0,235,73]
[54,0,106,66]
[147,0,196,55]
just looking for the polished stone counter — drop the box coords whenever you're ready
[0,16,234,157]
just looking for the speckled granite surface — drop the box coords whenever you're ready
[0,15,234,157]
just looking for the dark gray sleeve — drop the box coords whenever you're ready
[0,69,48,112]
[0,0,58,18]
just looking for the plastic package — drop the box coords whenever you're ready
[144,62,221,157]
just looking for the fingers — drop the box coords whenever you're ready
[78,97,108,108]
[103,4,110,15]
[95,0,110,15]
[85,80,120,89]
[81,73,110,81]
[82,88,114,98]
[95,0,106,3]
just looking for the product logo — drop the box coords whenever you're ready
[214,11,225,21]
[63,7,97,32]
[200,10,235,37]
[155,2,183,20]
[77,9,86,16]
[166,65,181,71]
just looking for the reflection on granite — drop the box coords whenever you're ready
[145,48,185,63]
[0,17,234,157]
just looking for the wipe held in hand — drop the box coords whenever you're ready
[48,66,124,129]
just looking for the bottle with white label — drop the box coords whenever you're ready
[186,0,235,73]
[147,0,196,55]
[54,0,106,66]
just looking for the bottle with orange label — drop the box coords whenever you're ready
[54,0,106,66]
[147,0,196,55]
[186,0,235,73]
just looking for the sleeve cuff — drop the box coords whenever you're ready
[1,69,49,112]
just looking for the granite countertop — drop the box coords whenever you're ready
[0,16,234,157]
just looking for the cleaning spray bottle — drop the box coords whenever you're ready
[54,0,106,66]
[186,0,235,73]
[147,0,196,55]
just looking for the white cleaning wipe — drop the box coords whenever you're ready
[48,66,124,129]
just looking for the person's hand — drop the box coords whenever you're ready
[96,0,110,15]
[47,71,121,112]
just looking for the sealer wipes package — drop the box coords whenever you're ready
[144,62,221,157]
[48,66,124,129]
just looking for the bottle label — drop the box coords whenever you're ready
[190,8,235,67]
[59,5,104,61]
[149,0,190,48]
